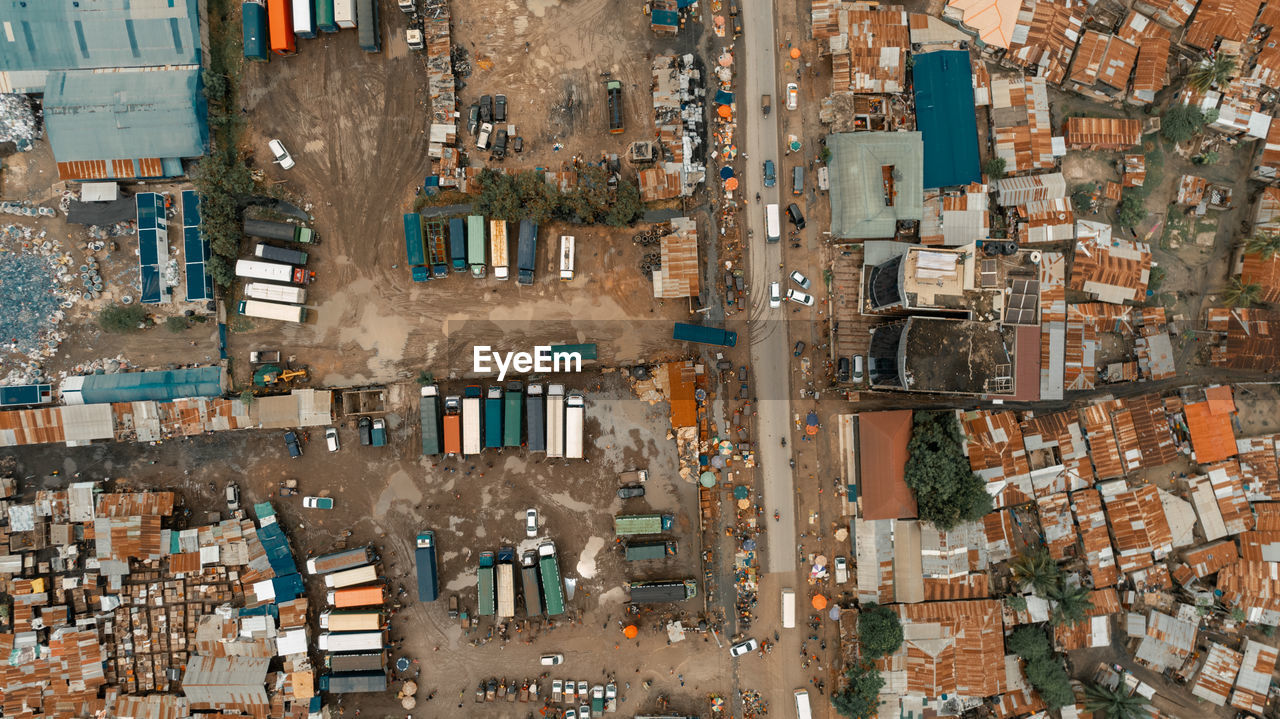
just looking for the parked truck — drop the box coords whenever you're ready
[356,0,380,52]
[606,80,623,133]
[462,386,482,455]
[546,384,565,459]
[404,212,428,281]
[255,242,308,265]
[672,322,737,347]
[320,611,383,632]
[516,219,537,285]
[292,0,316,37]
[448,217,467,272]
[420,385,441,456]
[521,550,542,616]
[484,385,503,449]
[244,282,306,304]
[242,1,269,62]
[238,299,306,323]
[327,585,385,608]
[467,215,487,278]
[477,551,496,616]
[308,546,376,574]
[443,394,462,455]
[334,0,356,28]
[425,218,449,278]
[496,547,516,619]
[627,579,698,604]
[244,218,316,245]
[316,0,338,32]
[489,220,509,280]
[614,514,675,536]
[625,540,678,561]
[236,259,311,285]
[538,541,565,616]
[526,384,546,453]
[565,392,585,459]
[327,652,385,673]
[324,565,378,589]
[267,0,295,56]
[415,531,439,602]
[319,671,388,694]
[503,382,523,447]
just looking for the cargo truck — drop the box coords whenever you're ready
[319,671,388,694]
[462,386,482,455]
[625,540,678,561]
[242,1,269,61]
[415,531,439,602]
[255,242,308,265]
[420,385,441,456]
[614,514,675,536]
[672,322,737,347]
[627,579,698,604]
[565,392,585,459]
[320,611,383,632]
[526,384,546,453]
[327,585,384,608]
[538,541,565,616]
[503,382,523,447]
[516,219,537,285]
[467,215,487,278]
[334,0,356,28]
[496,547,516,618]
[521,550,542,616]
[267,0,296,55]
[443,395,462,455]
[235,259,311,285]
[292,0,316,37]
[477,551,496,616]
[484,385,503,449]
[356,0,380,51]
[327,652,385,673]
[239,299,306,323]
[324,565,378,588]
[316,0,338,31]
[371,418,386,447]
[318,631,385,652]
[489,220,509,280]
[403,213,427,280]
[244,282,307,304]
[308,546,376,574]
[448,217,467,272]
[425,218,449,277]
[244,218,316,245]
[606,80,624,133]
[781,588,796,629]
[546,385,565,459]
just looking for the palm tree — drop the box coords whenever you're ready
[1084,681,1151,719]
[1188,53,1238,92]
[1047,583,1094,627]
[1244,234,1280,259]
[1222,278,1264,308]
[1010,549,1060,596]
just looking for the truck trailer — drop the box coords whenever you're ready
[235,259,311,285]
[308,546,376,574]
[443,395,462,455]
[319,671,388,694]
[489,220,509,280]
[606,80,624,133]
[538,541,565,616]
[625,540,678,561]
[403,213,427,279]
[484,385,503,449]
[327,652,385,673]
[448,217,467,272]
[503,382,523,447]
[564,392,585,459]
[496,547,516,619]
[238,299,306,323]
[526,383,546,452]
[243,282,306,304]
[254,242,308,265]
[415,531,439,602]
[672,322,737,347]
[420,385,441,456]
[521,550,542,616]
[267,0,296,55]
[477,551,496,616]
[627,579,698,604]
[320,611,383,632]
[334,0,356,28]
[327,585,385,609]
[292,0,316,38]
[425,218,449,277]
[462,386,482,455]
[516,219,537,285]
[356,0,380,51]
[315,0,338,31]
[467,215,487,278]
[546,385,565,459]
[242,1,269,61]
[324,565,378,588]
[614,514,675,536]
[318,631,384,652]
[244,218,316,244]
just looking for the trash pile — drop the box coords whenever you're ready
[0,225,79,372]
[0,94,40,151]
[739,689,769,717]
[0,200,57,218]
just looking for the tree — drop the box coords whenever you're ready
[1084,682,1151,719]
[98,304,149,333]
[1010,548,1061,595]
[1162,103,1212,144]
[1116,192,1146,227]
[1188,53,1237,92]
[1007,626,1052,662]
[1025,657,1077,708]
[604,177,644,227]
[239,390,255,407]
[1047,582,1094,627]
[1245,234,1280,259]
[416,370,435,386]
[1072,183,1096,215]
[1005,595,1028,612]
[857,604,903,659]
[903,412,993,530]
[831,661,884,719]
[1192,150,1219,165]
[982,156,1007,179]
[513,170,560,224]
[1223,278,1263,308]
[474,168,522,220]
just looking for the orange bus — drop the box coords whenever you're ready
[327,585,383,609]
[267,0,296,55]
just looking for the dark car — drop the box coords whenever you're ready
[786,203,806,229]
[492,129,509,159]
[793,341,805,356]
[284,431,302,458]
[479,94,492,123]
[495,94,507,122]
[513,136,523,153]
[358,416,372,446]
[763,160,776,188]
[738,382,750,399]
[737,366,747,381]
[617,485,646,499]
[837,357,851,382]
[728,0,740,15]
[468,104,480,135]
[732,14,743,37]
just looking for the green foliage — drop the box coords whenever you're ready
[1148,265,1166,293]
[1072,183,1096,214]
[416,370,434,386]
[514,170,561,224]
[1263,624,1277,637]
[820,146,832,164]
[1007,626,1052,662]
[604,174,644,227]
[1223,278,1263,308]
[562,166,614,224]
[982,156,1007,179]
[903,412,992,530]
[1161,103,1212,144]
[1231,608,1247,622]
[1191,150,1219,165]
[98,304,149,333]
[474,166,644,227]
[1188,54,1237,93]
[1116,192,1146,227]
[208,255,235,288]
[1084,682,1151,719]
[1026,656,1076,708]
[1010,548,1061,595]
[857,604,903,659]
[165,316,191,333]
[1245,234,1280,259]
[1047,582,1094,627]
[1005,595,1028,612]
[831,661,884,719]
[239,389,254,407]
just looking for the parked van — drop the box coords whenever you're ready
[794,689,812,719]
[792,166,804,196]
[781,588,795,629]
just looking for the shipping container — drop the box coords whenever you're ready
[521,550,542,616]
[327,585,385,609]
[526,383,546,453]
[403,212,426,268]
[319,671,387,694]
[462,386,482,455]
[292,0,316,38]
[672,322,737,347]
[267,0,296,55]
[334,0,356,27]
[614,514,674,536]
[624,540,677,561]
[316,0,338,31]
[503,381,523,447]
[564,392,584,459]
[627,579,697,603]
[516,219,537,285]
[467,215,487,278]
[318,631,384,652]
[356,0,380,52]
[546,384,565,459]
[242,1,270,61]
[489,220,509,280]
[324,565,378,589]
[320,611,383,632]
[448,217,467,272]
[559,235,575,280]
[309,546,376,574]
[238,299,306,323]
[244,218,316,244]
[443,395,462,455]
[244,282,306,304]
[420,385,441,456]
[477,551,495,616]
[327,651,386,673]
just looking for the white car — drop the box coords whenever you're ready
[787,288,815,306]
[578,680,588,698]
[552,679,563,698]
[325,427,340,452]
[526,508,539,537]
[540,653,563,666]
[477,122,494,150]
[769,281,781,309]
[565,710,577,719]
[268,139,294,169]
[580,705,590,718]
[790,270,811,289]
[563,680,575,702]
[730,638,759,657]
[834,556,849,584]
[786,82,799,110]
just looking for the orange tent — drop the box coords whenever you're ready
[790,47,801,59]
[811,594,827,609]
[623,625,638,639]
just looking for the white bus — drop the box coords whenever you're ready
[793,689,812,719]
[235,258,306,284]
[765,203,781,243]
[244,282,306,304]
[546,385,565,458]
[559,235,575,280]
[320,611,382,632]
[238,299,306,323]
[318,631,384,652]
[564,392,584,459]
[781,588,796,629]
[324,565,377,589]
[490,219,509,280]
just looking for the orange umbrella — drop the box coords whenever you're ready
[623,625,639,639]
[790,47,802,59]
[811,594,828,609]
[717,105,732,119]
[724,177,739,191]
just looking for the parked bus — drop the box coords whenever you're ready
[320,611,382,632]
[292,0,316,38]
[546,384,565,458]
[765,203,780,243]
[324,565,377,589]
[238,299,306,323]
[266,0,296,55]
[793,689,812,719]
[467,215,486,278]
[318,631,384,652]
[559,235,575,280]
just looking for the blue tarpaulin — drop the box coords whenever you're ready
[651,9,679,25]
[714,89,735,106]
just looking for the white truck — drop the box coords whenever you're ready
[324,565,377,589]
[559,235,575,280]
[235,258,309,284]
[489,219,509,280]
[546,384,565,458]
[318,631,384,652]
[564,392,585,459]
[244,282,306,304]
[781,588,796,629]
[238,299,306,323]
[462,386,482,455]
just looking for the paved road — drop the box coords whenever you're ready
[741,0,795,575]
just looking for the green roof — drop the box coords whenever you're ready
[0,0,200,72]
[65,366,224,405]
[913,51,981,189]
[827,132,924,239]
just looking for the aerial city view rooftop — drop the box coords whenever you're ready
[2,0,1280,718]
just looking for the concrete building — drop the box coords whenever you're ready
[827,132,924,239]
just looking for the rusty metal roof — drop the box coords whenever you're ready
[1037,492,1076,559]
[1071,488,1120,587]
[1064,117,1142,149]
[1070,220,1152,304]
[1183,539,1240,577]
[1231,639,1278,713]
[1104,484,1174,566]
[962,409,1033,507]
[654,217,700,299]
[1192,643,1244,706]
[1184,398,1238,465]
[1069,30,1108,85]
[895,599,1007,699]
[1206,308,1280,370]
[1007,0,1087,85]
[1185,0,1264,49]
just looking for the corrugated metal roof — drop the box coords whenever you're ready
[62,367,224,406]
[1007,0,1087,84]
[1071,488,1119,587]
[1182,539,1239,577]
[895,599,1007,699]
[1231,639,1278,713]
[858,411,918,520]
[1070,220,1152,304]
[828,132,925,239]
[182,655,270,716]
[0,0,200,72]
[1185,0,1263,48]
[654,217,700,299]
[1064,117,1143,149]
[944,0,1022,47]
[1192,643,1243,705]
[1184,398,1237,465]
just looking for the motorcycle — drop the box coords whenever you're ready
[774,510,780,522]
[790,459,796,469]
[781,437,787,447]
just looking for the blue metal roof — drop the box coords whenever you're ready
[73,366,223,404]
[43,69,208,163]
[0,384,52,407]
[256,522,300,578]
[0,0,201,72]
[912,51,981,190]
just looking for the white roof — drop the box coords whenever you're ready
[80,182,119,202]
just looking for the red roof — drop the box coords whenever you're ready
[858,411,918,520]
